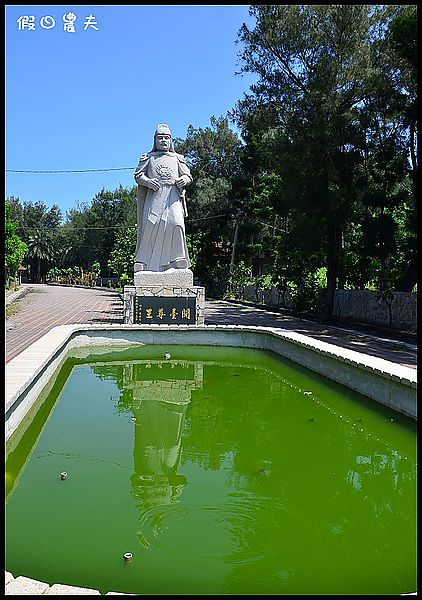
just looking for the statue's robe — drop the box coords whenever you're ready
[134,151,192,271]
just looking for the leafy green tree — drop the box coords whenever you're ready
[5,199,27,283]
[26,229,57,282]
[7,197,63,281]
[226,261,253,300]
[233,5,415,321]
[341,5,417,293]
[62,185,137,275]
[8,197,63,233]
[107,227,137,282]
[388,6,417,189]
[185,232,202,273]
[250,272,274,304]
[10,185,136,280]
[175,116,244,288]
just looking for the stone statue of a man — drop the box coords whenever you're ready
[133,124,193,273]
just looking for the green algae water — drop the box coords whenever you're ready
[5,345,417,595]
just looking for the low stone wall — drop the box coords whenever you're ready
[242,286,417,331]
[332,290,416,331]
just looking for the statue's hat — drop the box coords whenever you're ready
[155,124,172,136]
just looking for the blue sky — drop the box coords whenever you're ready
[5,4,257,218]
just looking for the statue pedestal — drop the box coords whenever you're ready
[124,270,205,325]
[134,268,193,288]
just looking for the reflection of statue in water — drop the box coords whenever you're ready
[130,399,189,513]
[124,361,203,547]
[134,124,193,273]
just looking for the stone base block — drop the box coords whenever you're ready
[134,268,193,288]
[124,285,205,325]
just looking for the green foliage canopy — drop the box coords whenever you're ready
[5,199,27,281]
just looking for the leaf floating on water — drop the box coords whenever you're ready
[136,530,150,549]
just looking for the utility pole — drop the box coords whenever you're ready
[229,216,239,275]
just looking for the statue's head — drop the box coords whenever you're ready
[152,124,173,152]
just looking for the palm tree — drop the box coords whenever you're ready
[26,230,57,282]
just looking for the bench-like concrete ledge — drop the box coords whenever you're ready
[5,572,135,595]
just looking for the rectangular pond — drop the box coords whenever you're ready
[5,344,417,595]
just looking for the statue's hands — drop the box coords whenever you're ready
[176,175,190,191]
[146,177,161,191]
[136,173,161,191]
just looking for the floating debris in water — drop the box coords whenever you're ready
[165,352,171,360]
[136,531,150,549]
[60,472,68,480]
[233,373,239,377]
[304,391,312,395]
[123,552,133,561]
[309,417,315,422]
[255,468,271,476]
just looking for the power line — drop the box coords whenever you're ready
[6,167,134,173]
[15,215,278,231]
[254,219,286,233]
[187,213,228,222]
[242,213,286,233]
[15,214,229,231]
[16,225,135,231]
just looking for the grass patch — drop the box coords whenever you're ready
[5,303,20,319]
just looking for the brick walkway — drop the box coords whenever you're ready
[5,283,417,369]
[5,284,122,363]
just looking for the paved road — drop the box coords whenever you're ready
[205,300,417,369]
[5,284,122,363]
[5,283,417,369]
